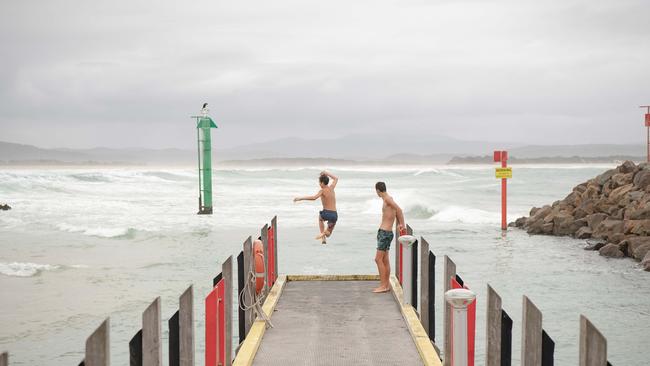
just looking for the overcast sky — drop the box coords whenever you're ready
[0,0,649,149]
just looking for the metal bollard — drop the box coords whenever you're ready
[445,288,477,366]
[398,234,417,306]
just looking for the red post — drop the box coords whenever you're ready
[494,150,508,231]
[267,226,275,286]
[501,154,507,231]
[398,227,407,284]
[205,278,225,366]
[451,278,476,366]
[642,106,650,163]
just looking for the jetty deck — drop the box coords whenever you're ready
[234,274,440,366]
[253,279,422,366]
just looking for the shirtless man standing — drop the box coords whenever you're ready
[373,181,405,293]
[293,171,338,244]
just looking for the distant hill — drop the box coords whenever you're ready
[0,141,194,165]
[0,139,645,165]
[448,155,645,164]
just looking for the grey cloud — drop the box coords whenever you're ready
[0,0,648,149]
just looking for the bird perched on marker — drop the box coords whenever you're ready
[201,103,209,117]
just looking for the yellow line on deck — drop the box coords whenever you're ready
[390,275,444,366]
[286,274,380,281]
[233,275,287,366]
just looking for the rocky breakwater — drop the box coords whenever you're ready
[512,161,650,271]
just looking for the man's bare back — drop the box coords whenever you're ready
[320,186,336,211]
[380,195,397,231]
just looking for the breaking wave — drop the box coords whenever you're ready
[0,262,60,277]
[56,223,138,238]
[405,204,437,219]
[430,206,498,224]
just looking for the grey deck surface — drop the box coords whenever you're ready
[253,280,423,366]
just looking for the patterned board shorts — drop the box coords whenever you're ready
[319,210,338,231]
[377,229,394,251]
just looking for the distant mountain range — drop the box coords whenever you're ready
[0,138,645,165]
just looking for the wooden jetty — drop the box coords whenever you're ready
[1,217,614,365]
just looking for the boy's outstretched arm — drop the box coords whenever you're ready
[294,190,323,202]
[386,197,406,230]
[321,170,339,189]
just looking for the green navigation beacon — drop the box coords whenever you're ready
[193,103,218,215]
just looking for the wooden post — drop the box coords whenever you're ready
[542,330,555,366]
[521,296,542,366]
[261,224,269,295]
[169,312,180,366]
[222,255,233,365]
[242,236,253,336]
[271,216,278,278]
[86,318,110,366]
[1,352,8,366]
[237,251,246,344]
[420,237,431,336]
[579,315,607,366]
[501,310,513,366]
[443,256,456,366]
[143,297,162,366]
[486,285,502,366]
[179,286,194,366]
[405,225,418,309]
[129,330,143,366]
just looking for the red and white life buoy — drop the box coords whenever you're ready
[253,239,265,294]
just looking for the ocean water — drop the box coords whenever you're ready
[0,164,648,365]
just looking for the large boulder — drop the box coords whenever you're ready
[611,173,634,188]
[633,244,650,261]
[596,169,617,186]
[642,252,650,271]
[598,243,625,258]
[592,219,624,240]
[608,183,634,203]
[512,217,527,228]
[553,213,577,236]
[586,213,608,230]
[584,240,606,251]
[563,191,582,207]
[0,204,10,211]
[583,185,601,200]
[628,206,650,220]
[625,237,650,256]
[624,220,650,236]
[575,226,593,239]
[617,160,637,174]
[633,170,650,190]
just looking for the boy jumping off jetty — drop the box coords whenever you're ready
[293,171,338,244]
[373,182,405,293]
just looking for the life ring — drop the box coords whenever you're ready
[253,239,265,294]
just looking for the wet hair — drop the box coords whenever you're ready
[319,175,329,185]
[375,181,387,192]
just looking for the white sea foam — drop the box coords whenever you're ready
[56,223,136,238]
[0,262,60,277]
[430,206,499,224]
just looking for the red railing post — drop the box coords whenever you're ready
[451,277,476,366]
[205,278,225,366]
[397,227,407,284]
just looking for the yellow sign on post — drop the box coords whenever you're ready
[495,167,512,179]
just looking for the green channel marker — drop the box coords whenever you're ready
[194,104,218,215]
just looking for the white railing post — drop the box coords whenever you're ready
[445,288,476,366]
[398,234,417,306]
